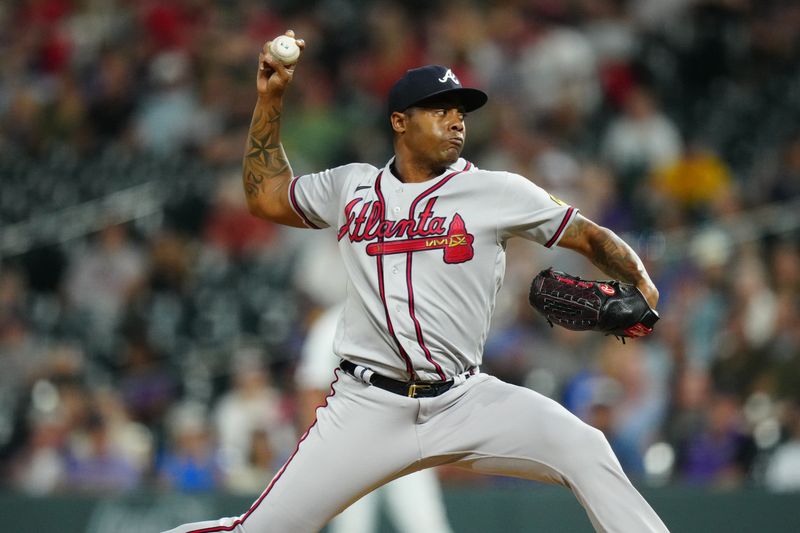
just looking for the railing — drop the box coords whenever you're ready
[0,486,796,533]
[0,181,165,259]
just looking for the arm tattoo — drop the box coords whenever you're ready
[565,218,643,283]
[243,103,290,199]
[561,217,584,243]
[590,229,643,284]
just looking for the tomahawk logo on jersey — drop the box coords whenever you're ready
[337,196,474,264]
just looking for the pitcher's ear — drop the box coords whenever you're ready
[391,110,409,134]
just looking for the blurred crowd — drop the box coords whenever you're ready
[3,0,800,498]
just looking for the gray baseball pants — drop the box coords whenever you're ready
[163,370,669,532]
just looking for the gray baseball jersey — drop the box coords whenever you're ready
[289,157,577,381]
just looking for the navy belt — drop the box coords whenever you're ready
[339,360,473,398]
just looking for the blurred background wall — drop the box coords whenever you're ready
[2,0,800,531]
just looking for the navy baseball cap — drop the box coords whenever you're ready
[387,65,488,116]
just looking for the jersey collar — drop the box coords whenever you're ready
[383,157,466,187]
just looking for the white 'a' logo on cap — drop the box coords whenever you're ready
[438,68,460,85]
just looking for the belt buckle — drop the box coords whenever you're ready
[407,383,433,398]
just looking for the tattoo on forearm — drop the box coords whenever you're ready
[592,231,643,284]
[244,171,264,198]
[562,219,583,243]
[564,218,643,282]
[243,103,289,199]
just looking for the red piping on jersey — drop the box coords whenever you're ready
[544,206,575,248]
[374,171,416,379]
[184,370,341,533]
[405,253,445,380]
[289,176,321,229]
[404,160,472,380]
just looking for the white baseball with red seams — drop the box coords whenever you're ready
[161,155,669,532]
[269,35,300,65]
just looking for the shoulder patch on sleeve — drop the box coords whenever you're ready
[549,193,567,207]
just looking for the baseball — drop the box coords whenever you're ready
[269,35,300,65]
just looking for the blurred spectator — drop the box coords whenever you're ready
[192,67,235,163]
[630,0,693,32]
[653,142,733,218]
[666,368,710,450]
[530,131,583,204]
[46,73,88,149]
[769,240,800,295]
[600,339,670,477]
[764,135,800,203]
[2,89,46,154]
[674,228,733,370]
[21,245,68,294]
[213,350,294,483]
[118,337,179,430]
[85,49,138,148]
[482,327,536,389]
[0,269,42,387]
[733,248,779,350]
[16,0,74,74]
[518,6,601,122]
[601,85,682,186]
[65,224,145,333]
[585,377,643,476]
[580,0,639,109]
[357,2,424,102]
[677,392,756,487]
[93,388,153,475]
[204,173,278,258]
[10,342,87,494]
[222,429,275,495]
[576,163,633,231]
[293,229,349,307]
[158,402,221,493]
[765,399,800,492]
[64,410,141,492]
[476,105,539,178]
[0,270,48,459]
[133,50,201,153]
[281,67,350,173]
[123,230,194,356]
[137,1,198,54]
[710,250,777,398]
[11,414,68,495]
[426,0,489,76]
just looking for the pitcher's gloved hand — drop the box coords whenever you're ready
[529,268,659,341]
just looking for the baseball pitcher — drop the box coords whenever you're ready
[163,30,669,533]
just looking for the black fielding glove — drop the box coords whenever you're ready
[529,268,659,341]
